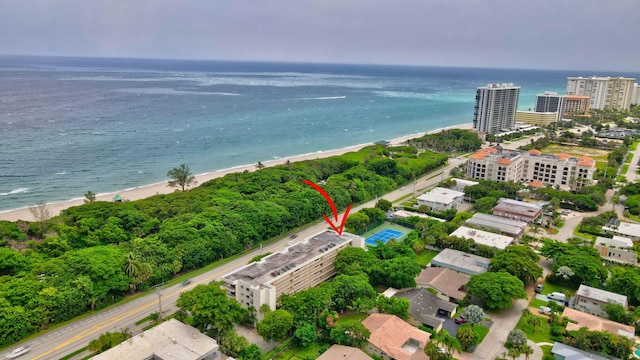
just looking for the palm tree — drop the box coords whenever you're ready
[256,161,265,170]
[123,252,142,278]
[527,315,542,333]
[522,344,534,360]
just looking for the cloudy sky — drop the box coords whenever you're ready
[1,0,638,71]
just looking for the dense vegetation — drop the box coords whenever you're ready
[0,143,448,346]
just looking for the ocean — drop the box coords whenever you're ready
[1,56,637,212]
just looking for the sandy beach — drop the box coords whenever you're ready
[0,123,473,222]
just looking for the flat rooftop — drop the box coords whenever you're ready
[222,230,360,288]
[92,319,218,360]
[417,187,464,204]
[450,226,514,250]
[595,236,633,249]
[603,221,640,238]
[390,209,445,222]
[465,213,527,236]
[429,248,490,275]
[576,284,627,306]
[493,198,541,216]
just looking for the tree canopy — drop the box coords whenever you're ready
[465,272,527,311]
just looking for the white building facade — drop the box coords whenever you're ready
[473,83,520,134]
[567,76,636,110]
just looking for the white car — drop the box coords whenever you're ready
[5,347,30,359]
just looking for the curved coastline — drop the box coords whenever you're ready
[0,123,472,222]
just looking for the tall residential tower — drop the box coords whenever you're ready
[535,91,566,122]
[566,76,636,110]
[473,83,520,134]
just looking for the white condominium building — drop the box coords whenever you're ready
[466,147,595,190]
[221,230,364,315]
[473,83,520,134]
[566,76,636,110]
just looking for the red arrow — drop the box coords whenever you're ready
[302,179,352,235]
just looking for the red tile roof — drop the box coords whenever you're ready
[362,314,430,360]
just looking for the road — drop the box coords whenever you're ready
[625,141,640,183]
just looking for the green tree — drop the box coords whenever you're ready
[378,257,421,288]
[506,329,527,349]
[331,274,376,312]
[465,272,527,311]
[489,245,542,284]
[456,324,477,350]
[293,323,317,347]
[176,283,245,340]
[462,305,484,327]
[376,296,410,320]
[329,321,370,348]
[475,196,497,212]
[435,329,462,356]
[280,285,334,328]
[84,191,96,203]
[167,163,197,191]
[239,344,262,360]
[257,309,293,343]
[602,302,633,325]
[376,199,393,212]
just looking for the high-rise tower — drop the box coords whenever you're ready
[473,83,520,134]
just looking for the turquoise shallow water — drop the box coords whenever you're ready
[1,56,637,211]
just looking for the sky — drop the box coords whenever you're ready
[0,0,638,72]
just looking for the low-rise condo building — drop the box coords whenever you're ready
[429,249,490,275]
[594,236,637,265]
[221,230,364,313]
[492,198,542,223]
[416,187,465,211]
[602,221,640,241]
[449,226,514,250]
[574,285,628,318]
[516,111,558,127]
[465,213,527,238]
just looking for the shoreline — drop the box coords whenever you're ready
[0,123,473,222]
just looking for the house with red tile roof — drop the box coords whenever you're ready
[361,313,430,360]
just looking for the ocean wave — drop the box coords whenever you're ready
[117,88,239,96]
[285,96,347,101]
[374,91,436,100]
[0,187,29,196]
[55,171,66,175]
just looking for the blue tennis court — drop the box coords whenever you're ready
[365,228,406,245]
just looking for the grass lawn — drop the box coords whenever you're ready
[335,312,366,325]
[541,345,553,358]
[541,144,609,161]
[630,140,640,151]
[474,324,490,344]
[530,298,549,309]
[515,314,553,343]
[416,249,440,267]
[271,342,323,359]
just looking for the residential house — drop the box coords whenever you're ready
[391,287,457,332]
[429,248,490,275]
[562,308,634,339]
[551,342,609,360]
[361,313,430,360]
[415,267,470,303]
[317,345,372,360]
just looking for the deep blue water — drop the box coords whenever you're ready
[1,56,637,211]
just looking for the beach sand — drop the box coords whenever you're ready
[0,123,473,222]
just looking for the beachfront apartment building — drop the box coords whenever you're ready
[473,83,520,134]
[564,95,591,116]
[465,146,596,190]
[632,83,640,105]
[535,91,566,122]
[221,230,364,315]
[566,76,636,110]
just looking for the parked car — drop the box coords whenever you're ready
[548,292,566,302]
[454,316,466,324]
[539,306,552,315]
[5,347,30,359]
[535,284,544,293]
